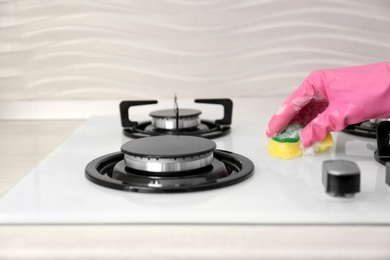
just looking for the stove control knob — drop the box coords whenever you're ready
[376,121,390,159]
[386,162,390,187]
[322,160,360,197]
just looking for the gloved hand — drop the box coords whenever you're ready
[266,62,390,148]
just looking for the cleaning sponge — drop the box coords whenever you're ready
[268,124,333,159]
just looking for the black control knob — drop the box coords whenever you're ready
[386,162,390,187]
[322,160,360,197]
[374,121,390,165]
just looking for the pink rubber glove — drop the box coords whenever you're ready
[266,62,390,148]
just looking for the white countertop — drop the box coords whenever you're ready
[1,98,390,259]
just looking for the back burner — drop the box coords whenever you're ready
[119,98,232,139]
[343,119,389,138]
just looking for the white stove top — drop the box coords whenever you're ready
[1,98,389,224]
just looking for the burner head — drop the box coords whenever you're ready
[121,136,216,172]
[149,109,201,130]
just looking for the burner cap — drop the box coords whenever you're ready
[150,109,201,130]
[121,136,216,172]
[150,108,201,118]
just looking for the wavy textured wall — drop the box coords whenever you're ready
[1,0,390,100]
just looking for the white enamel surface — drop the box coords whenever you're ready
[0,98,389,224]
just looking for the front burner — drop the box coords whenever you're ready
[119,99,232,139]
[85,136,254,193]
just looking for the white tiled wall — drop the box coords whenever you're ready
[1,0,390,100]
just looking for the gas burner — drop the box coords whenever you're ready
[119,99,232,139]
[374,121,390,165]
[85,136,254,193]
[343,119,389,138]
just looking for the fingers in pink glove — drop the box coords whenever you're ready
[300,102,356,147]
[266,71,326,138]
[300,108,332,148]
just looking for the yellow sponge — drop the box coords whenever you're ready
[268,124,333,159]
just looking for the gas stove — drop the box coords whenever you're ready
[1,98,390,224]
[87,97,253,193]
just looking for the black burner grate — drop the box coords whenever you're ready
[342,121,377,138]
